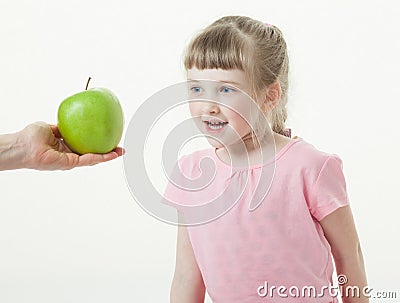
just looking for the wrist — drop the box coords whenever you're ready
[0,131,27,170]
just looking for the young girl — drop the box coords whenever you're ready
[164,16,368,303]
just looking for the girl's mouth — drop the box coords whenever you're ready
[203,121,228,132]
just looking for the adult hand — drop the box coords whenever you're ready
[0,121,124,171]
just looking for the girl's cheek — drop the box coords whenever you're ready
[228,101,252,124]
[189,102,199,117]
[225,110,250,133]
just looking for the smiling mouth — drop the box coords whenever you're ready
[203,121,228,130]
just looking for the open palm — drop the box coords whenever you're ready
[21,121,124,170]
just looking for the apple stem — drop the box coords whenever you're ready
[85,77,91,90]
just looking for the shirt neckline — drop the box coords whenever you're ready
[211,137,303,170]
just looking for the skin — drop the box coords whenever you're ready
[0,121,124,171]
[170,68,369,303]
[187,67,291,167]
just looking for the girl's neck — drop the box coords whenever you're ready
[216,132,279,167]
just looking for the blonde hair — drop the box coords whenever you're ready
[183,16,290,147]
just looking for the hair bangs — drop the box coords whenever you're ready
[184,26,250,71]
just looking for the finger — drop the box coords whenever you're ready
[113,146,125,156]
[50,124,62,138]
[74,152,119,167]
[75,148,124,167]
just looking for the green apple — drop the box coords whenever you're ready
[57,81,124,155]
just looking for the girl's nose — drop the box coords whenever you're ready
[203,101,220,114]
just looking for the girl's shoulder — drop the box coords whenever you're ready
[176,148,213,169]
[288,137,344,173]
[173,148,217,180]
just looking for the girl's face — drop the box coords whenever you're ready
[187,68,260,149]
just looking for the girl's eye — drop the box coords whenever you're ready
[221,86,235,93]
[190,87,202,93]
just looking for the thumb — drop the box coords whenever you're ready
[49,124,62,138]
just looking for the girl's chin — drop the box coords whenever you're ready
[206,138,225,149]
[206,138,242,150]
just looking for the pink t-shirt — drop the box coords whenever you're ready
[164,137,349,303]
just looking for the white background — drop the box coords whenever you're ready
[1,0,399,302]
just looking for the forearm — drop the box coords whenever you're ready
[0,132,26,171]
[334,246,369,303]
[170,274,205,303]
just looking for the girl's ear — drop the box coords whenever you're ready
[264,81,281,111]
[258,81,281,113]
[260,81,281,113]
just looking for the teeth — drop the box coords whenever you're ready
[205,121,227,125]
[205,121,227,130]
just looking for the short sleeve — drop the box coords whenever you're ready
[308,154,349,221]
